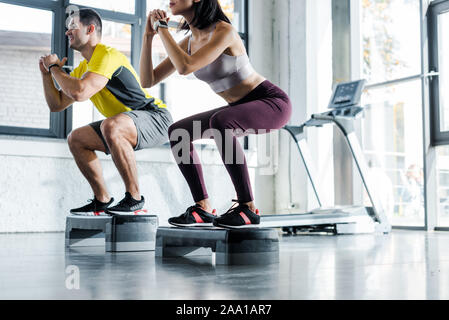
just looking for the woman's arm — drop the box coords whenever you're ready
[140,13,192,87]
[140,34,161,88]
[157,22,236,75]
[140,34,189,88]
[139,15,159,88]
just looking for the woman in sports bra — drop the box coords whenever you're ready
[140,0,292,229]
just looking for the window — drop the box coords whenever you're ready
[0,0,67,138]
[358,0,425,227]
[0,3,52,130]
[361,80,424,227]
[437,146,449,227]
[70,0,135,14]
[429,0,449,144]
[428,0,449,229]
[362,0,421,84]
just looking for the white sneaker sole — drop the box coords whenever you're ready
[213,223,260,229]
[106,209,148,216]
[71,211,108,217]
[169,222,214,228]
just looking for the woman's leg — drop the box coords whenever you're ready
[168,106,228,207]
[209,95,292,206]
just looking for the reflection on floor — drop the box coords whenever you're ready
[0,230,448,300]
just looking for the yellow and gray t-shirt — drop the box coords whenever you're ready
[70,43,166,118]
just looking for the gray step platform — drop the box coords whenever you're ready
[155,227,279,265]
[65,215,158,252]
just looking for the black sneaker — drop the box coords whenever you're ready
[168,205,217,227]
[105,192,147,216]
[70,197,114,216]
[213,200,261,229]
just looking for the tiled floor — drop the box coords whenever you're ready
[1,230,448,300]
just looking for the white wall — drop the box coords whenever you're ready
[0,136,260,232]
[251,0,334,214]
[248,0,276,214]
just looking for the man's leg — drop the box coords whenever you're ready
[68,125,111,203]
[100,113,141,200]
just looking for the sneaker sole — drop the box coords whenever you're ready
[169,222,214,228]
[71,211,108,217]
[213,223,260,229]
[106,209,148,216]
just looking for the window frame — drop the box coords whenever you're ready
[428,0,449,146]
[0,0,69,138]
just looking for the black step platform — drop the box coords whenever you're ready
[65,215,158,252]
[155,227,279,265]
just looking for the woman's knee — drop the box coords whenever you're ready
[168,121,193,146]
[208,113,223,130]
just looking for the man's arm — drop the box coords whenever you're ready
[40,57,74,112]
[42,54,108,103]
[50,68,108,102]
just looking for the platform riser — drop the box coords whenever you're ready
[65,238,105,248]
[106,241,155,252]
[156,227,280,266]
[65,216,158,252]
[155,247,212,257]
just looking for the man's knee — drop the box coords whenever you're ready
[67,128,84,151]
[101,115,137,148]
[100,118,122,144]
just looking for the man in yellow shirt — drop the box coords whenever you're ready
[40,8,172,216]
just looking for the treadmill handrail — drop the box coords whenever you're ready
[283,126,324,207]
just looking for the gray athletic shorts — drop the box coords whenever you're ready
[89,108,173,155]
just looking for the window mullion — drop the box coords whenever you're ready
[0,0,59,11]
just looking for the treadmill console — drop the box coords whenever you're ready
[328,80,366,110]
[309,80,367,123]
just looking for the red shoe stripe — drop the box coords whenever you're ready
[191,211,204,223]
[94,211,103,216]
[134,209,148,215]
[239,212,252,225]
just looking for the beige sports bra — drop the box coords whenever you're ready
[187,25,255,93]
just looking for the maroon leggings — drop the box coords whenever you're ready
[168,80,292,203]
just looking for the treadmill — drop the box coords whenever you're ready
[261,80,392,235]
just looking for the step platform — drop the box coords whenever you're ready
[65,215,158,252]
[155,227,279,265]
